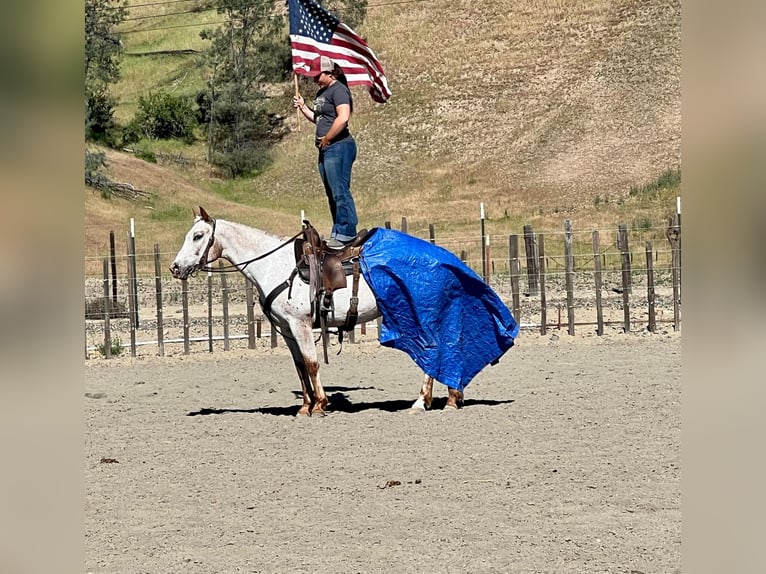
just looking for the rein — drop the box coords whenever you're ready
[198,223,303,274]
[192,221,304,343]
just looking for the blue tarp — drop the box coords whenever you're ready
[359,228,519,391]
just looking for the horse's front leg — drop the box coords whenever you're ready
[283,331,314,416]
[290,320,328,416]
[410,374,434,412]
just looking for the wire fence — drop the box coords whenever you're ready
[84,212,681,359]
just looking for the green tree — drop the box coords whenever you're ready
[85,0,127,143]
[200,0,288,177]
[85,0,127,91]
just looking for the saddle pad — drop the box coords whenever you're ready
[359,228,519,391]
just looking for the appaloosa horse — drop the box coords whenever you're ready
[169,208,459,416]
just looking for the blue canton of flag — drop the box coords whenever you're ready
[290,0,338,43]
[288,0,391,103]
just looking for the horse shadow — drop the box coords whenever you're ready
[187,385,515,417]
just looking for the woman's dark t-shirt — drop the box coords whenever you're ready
[313,81,353,147]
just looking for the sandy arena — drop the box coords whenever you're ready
[85,331,680,573]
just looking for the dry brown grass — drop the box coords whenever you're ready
[86,0,680,268]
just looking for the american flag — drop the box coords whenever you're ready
[288,0,392,103]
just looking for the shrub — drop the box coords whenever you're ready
[85,149,107,184]
[629,167,681,197]
[85,149,114,198]
[98,335,124,357]
[631,217,653,231]
[126,92,197,144]
[133,146,157,163]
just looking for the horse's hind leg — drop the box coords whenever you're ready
[445,388,464,410]
[410,374,434,411]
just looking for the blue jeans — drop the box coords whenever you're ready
[318,138,358,242]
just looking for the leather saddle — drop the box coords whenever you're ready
[294,225,371,289]
[293,221,373,362]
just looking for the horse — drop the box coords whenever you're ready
[169,207,459,416]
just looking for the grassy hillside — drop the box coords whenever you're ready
[86,0,681,268]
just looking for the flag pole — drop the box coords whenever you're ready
[293,74,301,132]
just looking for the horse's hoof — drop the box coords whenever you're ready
[297,404,311,416]
[410,397,430,412]
[407,407,425,415]
[443,404,459,411]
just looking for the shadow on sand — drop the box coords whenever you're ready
[187,385,515,417]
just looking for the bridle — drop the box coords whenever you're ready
[191,217,304,342]
[198,216,217,270]
[180,216,218,279]
[183,216,303,278]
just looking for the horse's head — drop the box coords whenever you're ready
[169,207,219,279]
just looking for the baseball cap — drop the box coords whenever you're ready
[307,56,335,76]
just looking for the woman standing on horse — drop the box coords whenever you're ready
[293,56,358,251]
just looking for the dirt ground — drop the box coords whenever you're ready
[85,331,680,574]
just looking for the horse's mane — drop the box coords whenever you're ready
[217,218,292,242]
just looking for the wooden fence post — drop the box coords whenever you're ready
[523,224,539,296]
[564,219,575,335]
[220,261,230,351]
[207,271,214,353]
[128,220,139,328]
[401,217,408,233]
[618,224,633,294]
[429,223,435,244]
[538,233,547,335]
[109,231,117,304]
[181,278,190,354]
[485,235,491,280]
[508,234,521,325]
[153,244,164,357]
[592,231,604,336]
[480,203,487,283]
[645,240,656,332]
[675,196,682,285]
[667,215,681,331]
[102,259,112,359]
[618,224,631,332]
[126,240,137,357]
